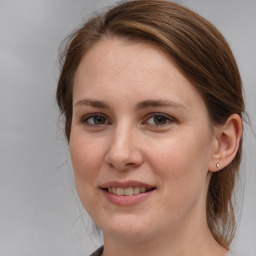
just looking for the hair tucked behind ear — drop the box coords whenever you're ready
[56,0,245,248]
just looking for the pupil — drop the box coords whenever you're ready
[94,116,105,124]
[154,116,166,125]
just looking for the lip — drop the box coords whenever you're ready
[101,180,155,189]
[100,180,156,206]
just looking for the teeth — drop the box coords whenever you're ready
[140,187,146,193]
[106,186,153,196]
[125,187,133,196]
[116,187,124,196]
[134,187,140,195]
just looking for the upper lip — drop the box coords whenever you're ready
[100,180,156,189]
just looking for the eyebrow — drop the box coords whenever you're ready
[74,99,186,110]
[74,99,110,108]
[136,99,186,110]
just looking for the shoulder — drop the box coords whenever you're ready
[89,246,104,256]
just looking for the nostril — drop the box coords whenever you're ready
[125,162,135,167]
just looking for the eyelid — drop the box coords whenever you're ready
[143,112,175,126]
[79,112,175,128]
[80,113,111,125]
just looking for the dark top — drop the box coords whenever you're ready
[89,246,241,256]
[89,246,104,256]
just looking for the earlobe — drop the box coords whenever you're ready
[209,114,243,172]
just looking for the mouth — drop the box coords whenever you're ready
[101,181,156,206]
[102,187,156,196]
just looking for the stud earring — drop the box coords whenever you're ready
[216,163,220,168]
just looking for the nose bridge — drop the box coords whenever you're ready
[105,120,142,170]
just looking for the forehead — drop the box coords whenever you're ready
[73,38,206,112]
[76,38,177,80]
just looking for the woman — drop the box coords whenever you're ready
[56,1,244,255]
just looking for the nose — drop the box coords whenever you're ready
[104,125,144,171]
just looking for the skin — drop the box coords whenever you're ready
[69,38,240,256]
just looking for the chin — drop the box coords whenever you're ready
[99,214,159,243]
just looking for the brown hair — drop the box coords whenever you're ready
[56,0,244,248]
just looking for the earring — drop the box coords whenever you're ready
[216,163,220,168]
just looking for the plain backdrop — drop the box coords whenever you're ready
[0,0,255,255]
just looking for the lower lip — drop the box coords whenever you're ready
[102,189,154,206]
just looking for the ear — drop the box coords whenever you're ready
[209,114,243,172]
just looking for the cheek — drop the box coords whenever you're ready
[70,129,105,174]
[70,140,96,179]
[149,133,212,176]
[69,131,105,202]
[69,135,109,222]
[148,130,212,205]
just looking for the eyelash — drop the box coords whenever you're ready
[143,113,175,127]
[80,113,110,126]
[80,112,175,128]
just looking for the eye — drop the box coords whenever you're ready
[81,114,109,126]
[144,113,174,126]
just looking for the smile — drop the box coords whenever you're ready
[101,181,156,205]
[106,187,155,196]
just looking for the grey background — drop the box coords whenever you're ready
[0,0,255,255]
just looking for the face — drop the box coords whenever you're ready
[70,38,217,243]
